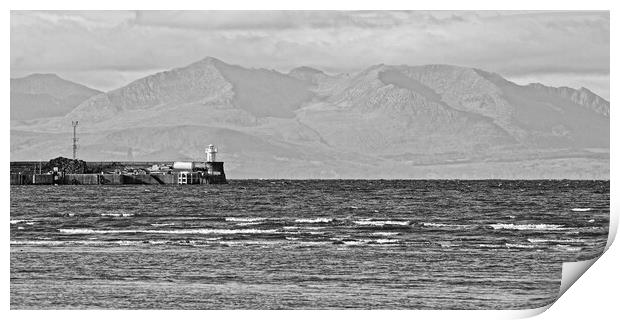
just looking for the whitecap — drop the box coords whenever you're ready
[371,232,400,236]
[150,223,175,227]
[101,213,134,217]
[528,238,586,243]
[294,218,333,223]
[236,222,263,226]
[354,220,409,226]
[11,240,64,246]
[58,228,279,235]
[505,243,535,249]
[422,222,449,227]
[490,223,568,231]
[10,220,33,225]
[421,222,472,229]
[437,241,456,247]
[373,239,400,244]
[478,244,501,248]
[225,217,267,222]
[571,208,592,212]
[556,245,582,252]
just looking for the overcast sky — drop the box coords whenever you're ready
[11,10,610,99]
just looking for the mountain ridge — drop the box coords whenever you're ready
[11,73,102,121]
[10,57,609,179]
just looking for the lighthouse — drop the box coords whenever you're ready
[206,144,218,162]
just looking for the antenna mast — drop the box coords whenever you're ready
[72,121,79,160]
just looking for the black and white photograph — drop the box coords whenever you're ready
[7,7,613,313]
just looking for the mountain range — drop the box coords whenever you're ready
[11,73,101,121]
[10,57,609,179]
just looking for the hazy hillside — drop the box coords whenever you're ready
[10,57,609,179]
[11,74,101,121]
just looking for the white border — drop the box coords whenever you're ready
[3,1,616,319]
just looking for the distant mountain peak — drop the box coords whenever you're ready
[11,73,102,121]
[195,56,225,65]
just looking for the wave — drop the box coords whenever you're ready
[294,218,333,223]
[10,219,34,225]
[58,228,279,235]
[354,220,410,226]
[11,240,65,246]
[422,222,450,228]
[489,223,568,231]
[571,208,592,212]
[346,238,401,245]
[422,222,473,229]
[372,239,400,244]
[284,226,325,231]
[101,213,134,217]
[11,239,223,247]
[478,244,502,248]
[371,232,400,236]
[527,238,586,243]
[437,241,457,248]
[150,223,175,227]
[505,243,535,249]
[235,222,264,226]
[225,217,267,222]
[556,245,582,252]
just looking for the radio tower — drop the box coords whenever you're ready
[72,121,79,160]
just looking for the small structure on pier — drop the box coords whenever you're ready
[206,144,217,162]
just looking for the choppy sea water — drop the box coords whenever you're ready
[10,180,609,309]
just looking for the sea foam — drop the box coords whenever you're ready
[59,228,279,235]
[294,218,333,223]
[490,223,568,231]
[354,220,409,226]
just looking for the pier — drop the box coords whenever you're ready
[10,145,227,185]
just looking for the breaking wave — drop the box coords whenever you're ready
[556,245,582,252]
[489,223,568,231]
[422,222,473,229]
[11,220,35,225]
[527,238,586,243]
[101,213,134,217]
[150,223,175,227]
[354,220,410,226]
[571,208,592,212]
[478,244,502,248]
[505,243,535,249]
[371,232,400,236]
[225,217,267,222]
[294,218,333,223]
[59,228,279,235]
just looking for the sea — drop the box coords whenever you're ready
[10,180,610,309]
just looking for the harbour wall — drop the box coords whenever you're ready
[10,172,225,185]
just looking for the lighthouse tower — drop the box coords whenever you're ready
[206,144,218,162]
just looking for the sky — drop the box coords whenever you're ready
[10,10,610,100]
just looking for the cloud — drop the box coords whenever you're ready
[10,10,609,99]
[130,11,438,30]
